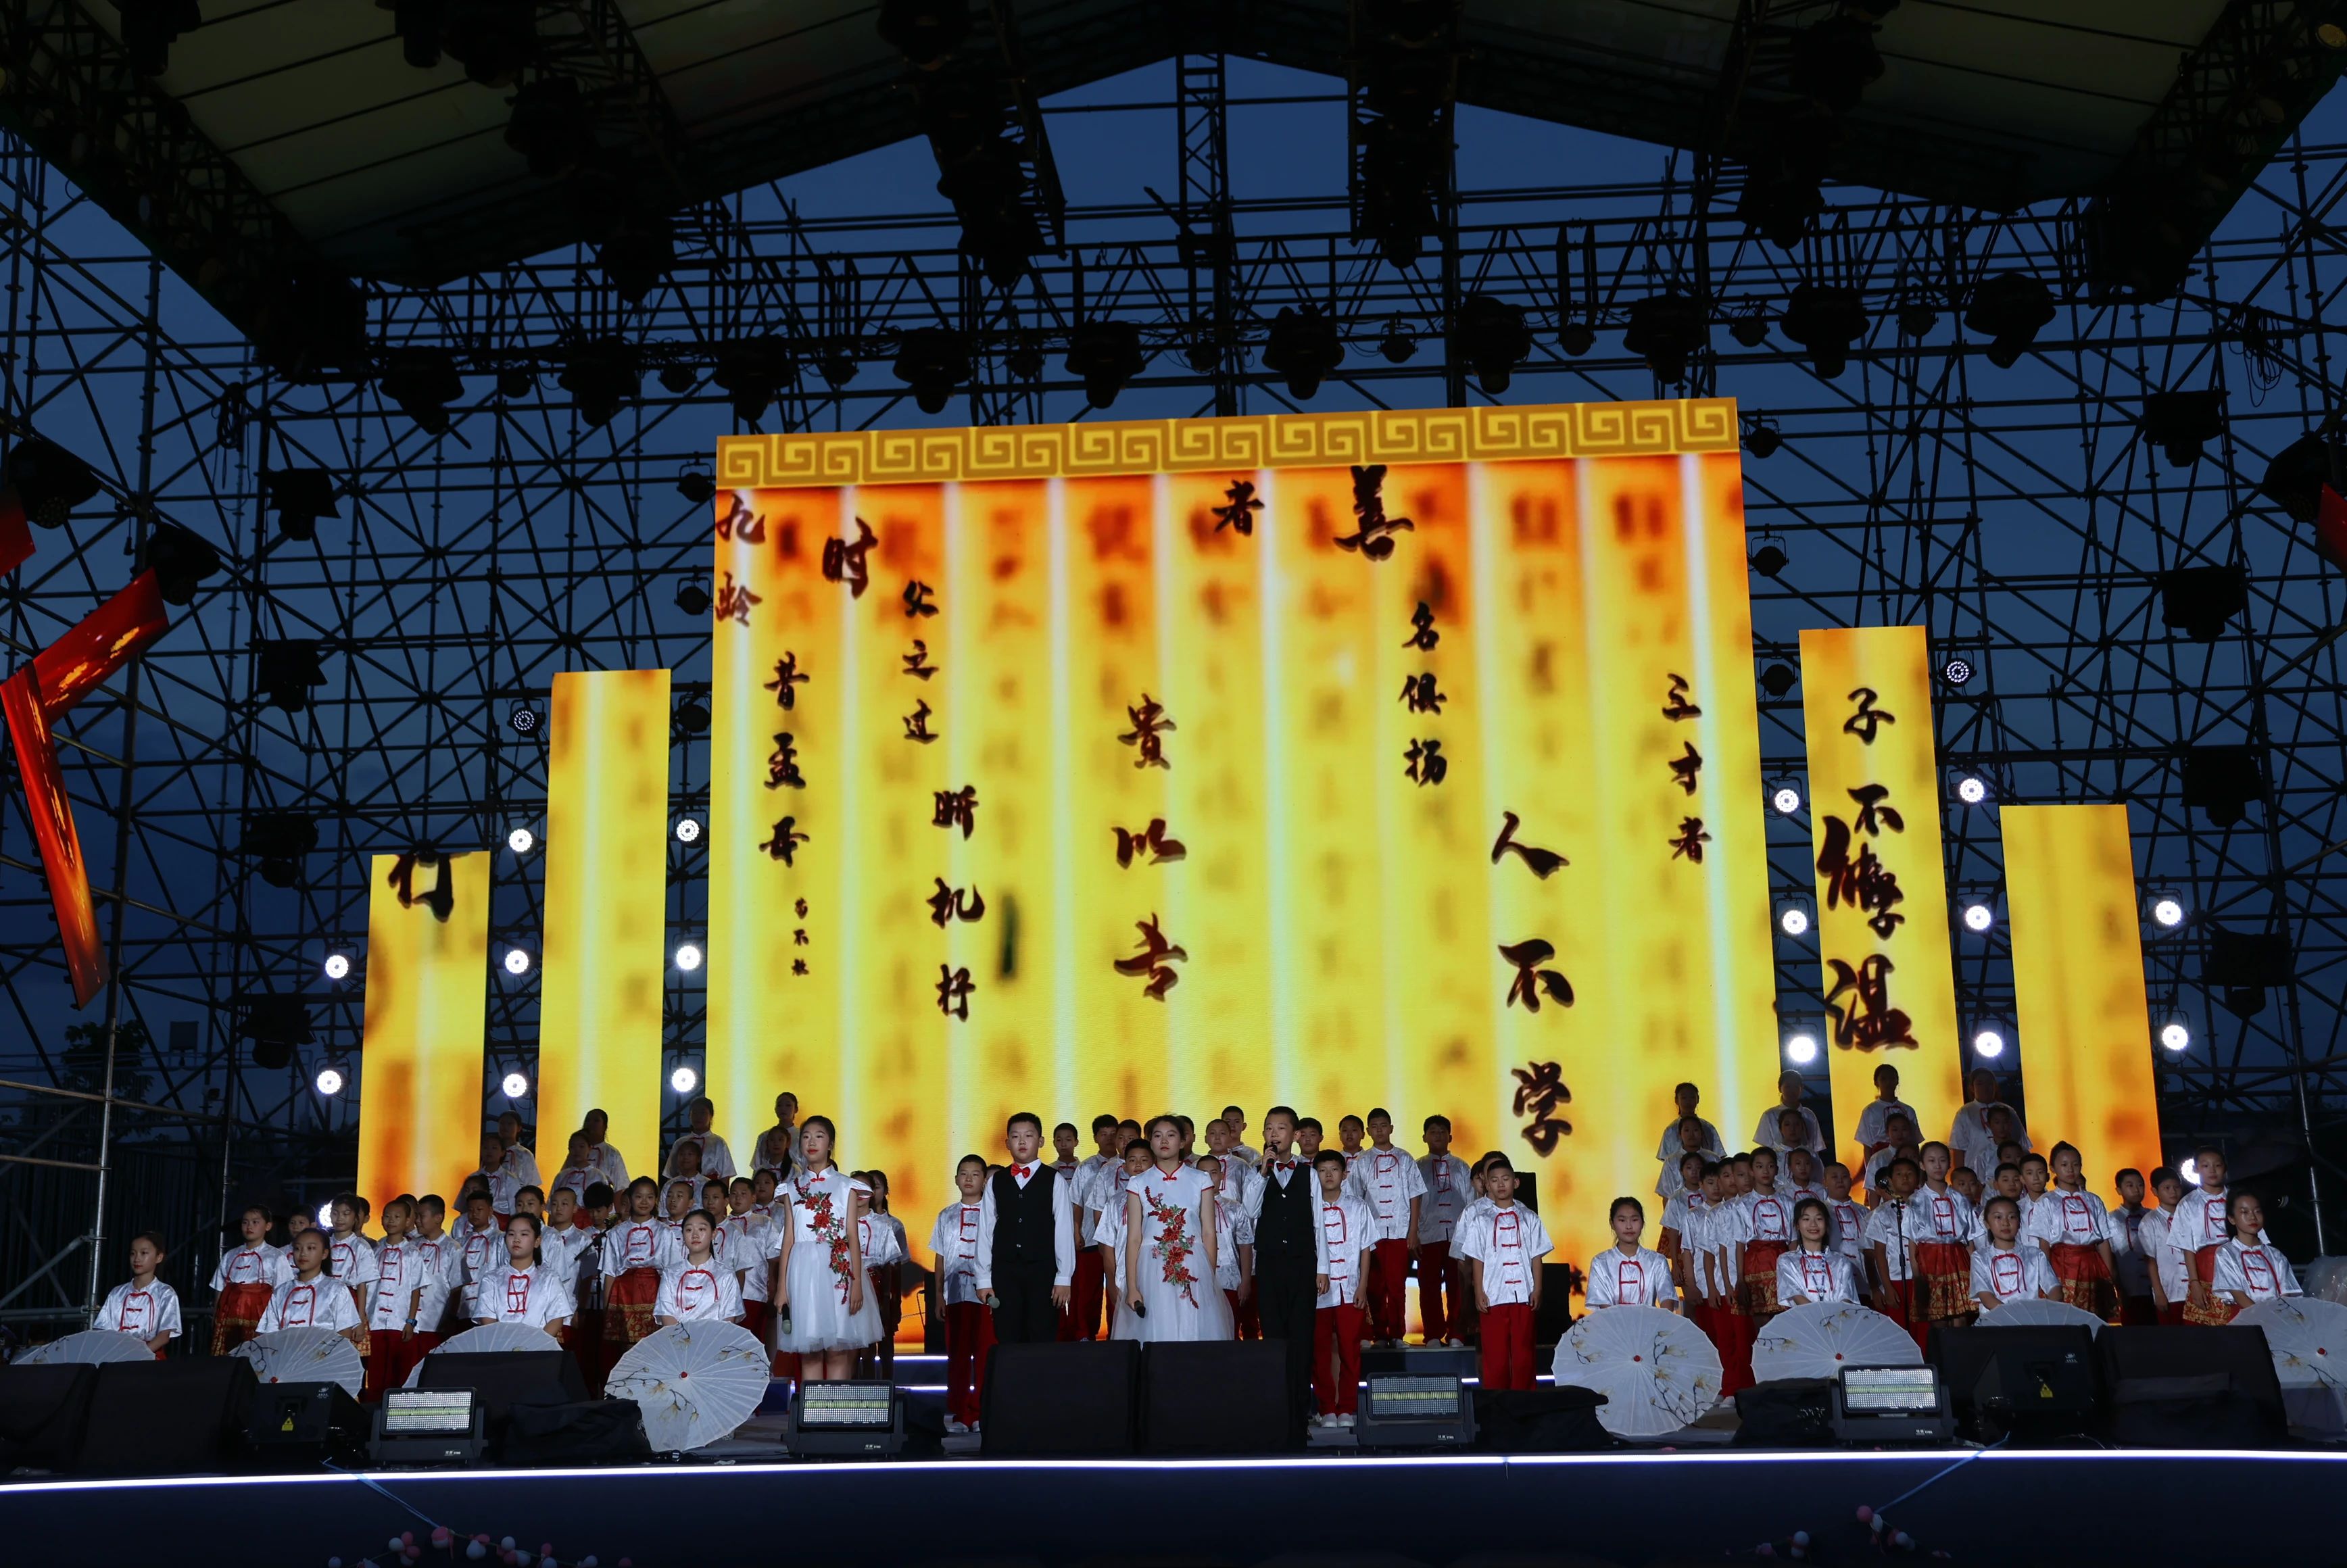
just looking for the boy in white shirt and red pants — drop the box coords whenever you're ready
[1310,1150,1377,1427]
[1416,1116,1472,1346]
[1457,1154,1552,1392]
[929,1154,994,1433]
[1344,1112,1426,1348]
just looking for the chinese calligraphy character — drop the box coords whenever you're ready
[387,852,454,923]
[1113,913,1189,1001]
[1119,694,1176,770]
[1403,600,1439,650]
[765,732,806,790]
[1668,816,1712,862]
[1113,818,1188,867]
[792,958,808,975]
[1661,673,1701,722]
[903,579,938,618]
[1498,937,1574,1012]
[765,653,809,710]
[927,878,986,927]
[1816,816,1906,939]
[1511,1059,1574,1155]
[714,571,762,627]
[1399,672,1446,714]
[1824,953,1917,1050]
[902,640,937,681]
[1490,811,1568,879]
[1849,782,1904,836]
[758,816,808,865]
[717,493,767,543]
[821,517,879,597]
[903,700,938,744]
[794,929,810,946]
[1405,737,1447,786]
[1332,464,1415,560]
[794,898,809,918]
[936,964,976,1021]
[1843,686,1895,745]
[1211,479,1262,537]
[932,785,979,839]
[1669,741,1703,795]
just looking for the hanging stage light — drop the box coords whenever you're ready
[1779,283,1866,378]
[2179,743,2264,828]
[600,214,676,305]
[715,337,792,424]
[507,826,535,854]
[558,339,641,428]
[504,948,533,976]
[314,1064,346,1097]
[256,639,329,716]
[675,579,712,616]
[2158,564,2247,643]
[322,953,352,981]
[1785,1032,1820,1066]
[503,1071,531,1098]
[1453,295,1531,395]
[2139,389,2225,468]
[145,520,223,606]
[892,327,971,414]
[262,468,339,544]
[1262,307,1345,399]
[1963,272,2055,368]
[379,346,466,436]
[242,810,318,889]
[1955,775,1988,805]
[1623,293,1708,385]
[1,435,102,530]
[1065,321,1146,410]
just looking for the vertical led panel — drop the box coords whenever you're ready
[1797,624,1966,1183]
[536,668,671,1179]
[356,851,493,1203]
[2002,803,2164,1185]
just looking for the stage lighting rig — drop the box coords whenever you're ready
[1373,318,1417,364]
[1733,102,1839,250]
[263,468,339,543]
[1748,535,1789,577]
[117,0,202,77]
[504,76,594,179]
[1065,321,1145,409]
[440,0,536,88]
[242,811,319,890]
[600,213,675,304]
[1263,307,1345,399]
[1348,0,1463,268]
[144,520,222,606]
[256,640,329,716]
[715,337,792,424]
[1758,662,1797,697]
[380,347,465,436]
[2158,564,2247,643]
[323,953,352,981]
[1789,13,1883,114]
[393,0,445,68]
[1963,272,2054,368]
[558,339,639,428]
[239,994,314,1072]
[1727,305,1769,348]
[496,366,535,399]
[1622,293,1707,385]
[1,435,101,529]
[1454,295,1530,395]
[677,700,710,735]
[1743,417,1784,460]
[2139,389,2225,468]
[1780,283,1866,378]
[675,579,712,616]
[2205,925,2292,1019]
[2180,743,2265,828]
[892,328,971,414]
[877,0,972,68]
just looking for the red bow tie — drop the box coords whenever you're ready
[1276,1160,1296,1172]
[1011,1165,1032,1180]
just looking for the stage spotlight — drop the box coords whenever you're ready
[2151,893,2187,929]
[2160,1021,2192,1052]
[671,1064,699,1095]
[658,365,696,395]
[1963,272,2055,369]
[675,579,712,616]
[1785,1032,1819,1066]
[1727,305,1769,348]
[1623,292,1708,385]
[1942,656,1974,687]
[504,948,533,977]
[1972,1027,2006,1059]
[497,367,535,399]
[239,994,313,1073]
[118,0,202,77]
[504,74,594,180]
[1780,906,1811,937]
[1749,537,1789,576]
[2204,924,2292,1020]
[0,435,102,529]
[558,339,640,428]
[242,810,318,889]
[600,214,675,305]
[507,826,535,854]
[262,468,339,544]
[1263,307,1345,400]
[322,952,351,981]
[1743,418,1784,460]
[675,817,702,844]
[380,346,466,435]
[715,337,792,424]
[2179,1156,2200,1186]
[1771,784,1803,815]
[1897,300,1936,338]
[256,639,329,716]
[675,942,703,972]
[677,700,709,735]
[314,1065,345,1097]
[145,518,224,606]
[510,702,541,735]
[2158,564,2247,643]
[1779,283,1866,378]
[502,1071,530,1098]
[1758,662,1797,697]
[1956,775,1988,804]
[2139,389,2225,468]
[1065,321,1146,409]
[1378,318,1420,364]
[317,1200,337,1229]
[892,327,970,414]
[676,468,716,506]
[1555,319,1595,357]
[1454,295,1532,395]
[1789,14,1883,113]
[1962,902,1994,933]
[2180,743,2265,828]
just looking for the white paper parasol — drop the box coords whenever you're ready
[402,1321,562,1387]
[1976,1298,2106,1334]
[1751,1303,1920,1383]
[235,1327,365,1396]
[605,1321,769,1450]
[1549,1305,1720,1438]
[2238,1296,2347,1388]
[14,1329,154,1367]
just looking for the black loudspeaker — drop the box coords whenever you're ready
[1141,1341,1287,1454]
[1731,1378,1837,1446]
[416,1350,587,1439]
[2097,1325,2287,1448]
[1929,1325,2100,1442]
[1533,1263,1575,1347]
[1472,1386,1610,1452]
[981,1341,1138,1456]
[502,1400,651,1465]
[0,1363,95,1471]
[245,1380,369,1468]
[76,1358,256,1475]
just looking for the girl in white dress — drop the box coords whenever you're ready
[774,1114,870,1378]
[1121,1115,1231,1342]
[1776,1198,1859,1306]
[657,1210,746,1324]
[93,1233,180,1357]
[1586,1197,1679,1310]
[474,1214,574,1331]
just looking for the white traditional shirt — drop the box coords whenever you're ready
[657,1257,744,1321]
[2142,1208,2187,1304]
[1458,1202,1551,1306]
[548,1163,602,1200]
[1417,1153,1472,1244]
[539,1222,598,1292]
[454,1218,502,1316]
[1653,1117,1727,1163]
[599,1218,679,1279]
[2108,1204,2156,1298]
[1829,1197,1870,1264]
[1752,1104,1827,1156]
[667,1131,737,1182]
[500,1143,543,1190]
[368,1238,424,1331]
[1948,1100,2029,1184]
[725,1212,779,1303]
[1733,1190,1797,1248]
[474,1262,575,1328]
[95,1280,180,1342]
[929,1200,986,1308]
[406,1232,464,1328]
[1586,1246,1677,1308]
[1866,1201,1916,1281]
[972,1160,1075,1290]
[1072,1154,1118,1244]
[1852,1098,1920,1163]
[1776,1249,1859,1306]
[260,1274,364,1333]
[209,1242,289,1294]
[1972,1243,2055,1305]
[1904,1187,1977,1246]
[460,1166,523,1217]
[328,1233,379,1295]
[1312,1193,1378,1308]
[2026,1189,2112,1250]
[1344,1146,1428,1242]
[858,1212,906,1269]
[2163,1185,2257,1274]
[580,1142,630,1190]
[2212,1239,2302,1303]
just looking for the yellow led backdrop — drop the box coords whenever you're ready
[535,669,671,1180]
[356,851,493,1204]
[706,401,1780,1267]
[2002,804,2163,1187]
[1797,625,1965,1185]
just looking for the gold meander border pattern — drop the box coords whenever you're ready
[713,398,1737,489]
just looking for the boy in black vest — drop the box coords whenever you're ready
[1251,1104,1320,1442]
[974,1110,1073,1343]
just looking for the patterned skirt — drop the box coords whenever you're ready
[1742,1241,1789,1317]
[2183,1245,2237,1326]
[602,1267,660,1345]
[1914,1241,1975,1323]
[210,1281,272,1356]
[2048,1242,2116,1319]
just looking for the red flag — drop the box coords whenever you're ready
[1,668,105,1006]
[32,570,167,718]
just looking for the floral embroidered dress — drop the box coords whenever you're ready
[1126,1164,1232,1342]
[776,1166,873,1354]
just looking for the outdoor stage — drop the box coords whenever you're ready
[1,1448,2342,1567]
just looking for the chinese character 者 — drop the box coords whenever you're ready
[1212,479,1263,537]
[1668,816,1712,863]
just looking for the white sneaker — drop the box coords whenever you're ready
[1336,1413,1356,1427]
[945,1417,967,1434]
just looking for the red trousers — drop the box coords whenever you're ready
[740,1300,773,1346]
[401,1330,441,1384]
[1714,1297,1757,1393]
[945,1300,996,1426]
[363,1329,407,1402]
[1877,1277,1930,1354]
[1479,1301,1536,1392]
[1365,1238,1411,1341]
[1313,1302,1364,1415]
[2159,1302,2185,1327]
[1061,1248,1106,1341]
[1418,1241,1461,1343]
[2119,1294,2158,1327]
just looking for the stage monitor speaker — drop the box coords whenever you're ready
[1358,1368,1476,1449]
[504,1399,651,1465]
[1533,1263,1574,1346]
[1140,1341,1286,1454]
[0,1363,95,1471]
[416,1349,587,1440]
[245,1380,369,1469]
[1472,1386,1610,1452]
[76,1358,256,1475]
[982,1342,1138,1456]
[2096,1325,2287,1448]
[1361,1345,1477,1379]
[786,1381,906,1459]
[372,1387,486,1468]
[1731,1378,1836,1446]
[1929,1325,2100,1442]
